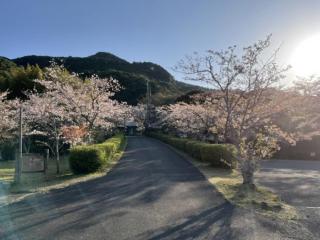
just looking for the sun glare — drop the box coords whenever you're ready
[290,34,320,76]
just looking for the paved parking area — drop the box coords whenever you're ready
[258,160,320,238]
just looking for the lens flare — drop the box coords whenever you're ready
[291,34,320,76]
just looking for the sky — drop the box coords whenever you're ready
[1,0,320,82]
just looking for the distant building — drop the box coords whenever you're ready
[125,121,139,136]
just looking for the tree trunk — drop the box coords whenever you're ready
[53,119,60,174]
[55,136,60,174]
[242,168,255,189]
[224,111,233,143]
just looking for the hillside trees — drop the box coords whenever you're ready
[293,75,320,96]
[12,52,201,105]
[0,59,43,99]
[290,76,320,138]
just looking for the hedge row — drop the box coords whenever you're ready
[0,142,16,161]
[147,132,237,168]
[69,134,125,174]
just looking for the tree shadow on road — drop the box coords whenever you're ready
[0,143,222,239]
[133,202,237,240]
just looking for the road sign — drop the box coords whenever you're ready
[22,153,45,173]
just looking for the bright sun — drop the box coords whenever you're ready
[291,34,320,76]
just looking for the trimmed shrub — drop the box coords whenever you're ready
[147,132,237,169]
[0,143,16,161]
[200,144,237,168]
[146,132,189,151]
[69,146,106,174]
[167,138,188,151]
[185,141,203,159]
[69,134,125,174]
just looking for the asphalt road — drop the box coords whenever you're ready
[0,137,315,240]
[258,160,320,238]
[0,137,236,240]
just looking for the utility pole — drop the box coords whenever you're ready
[15,105,23,183]
[145,79,151,129]
[54,118,60,174]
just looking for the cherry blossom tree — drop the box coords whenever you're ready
[61,125,88,147]
[0,98,18,163]
[23,65,129,173]
[175,35,293,187]
[0,95,37,161]
[159,102,219,141]
[0,92,16,142]
[130,104,146,131]
[35,71,126,141]
[216,90,295,186]
[23,93,71,173]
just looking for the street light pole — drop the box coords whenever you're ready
[145,79,151,129]
[15,105,23,183]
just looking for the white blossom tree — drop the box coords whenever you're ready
[22,65,129,173]
[159,102,219,141]
[130,104,146,131]
[175,35,293,187]
[0,92,16,142]
[34,66,128,141]
[23,93,71,173]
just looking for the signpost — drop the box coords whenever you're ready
[22,153,45,173]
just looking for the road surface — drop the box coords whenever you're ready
[258,160,320,238]
[0,137,236,240]
[0,137,314,240]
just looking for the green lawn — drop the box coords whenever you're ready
[0,156,72,190]
[191,161,298,220]
[0,160,15,183]
[5,137,127,194]
[9,156,76,193]
[0,135,127,203]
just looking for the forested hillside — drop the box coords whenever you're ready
[6,52,202,105]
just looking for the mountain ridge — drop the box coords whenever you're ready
[11,52,202,105]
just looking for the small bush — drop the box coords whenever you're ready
[69,134,125,174]
[69,146,106,174]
